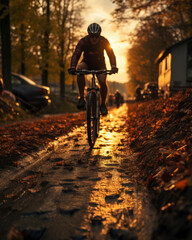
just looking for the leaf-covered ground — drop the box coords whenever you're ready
[0,112,86,168]
[0,96,31,123]
[126,90,192,240]
[0,90,192,239]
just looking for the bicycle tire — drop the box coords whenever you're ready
[96,90,100,137]
[86,91,98,148]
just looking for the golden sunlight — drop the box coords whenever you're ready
[82,0,133,83]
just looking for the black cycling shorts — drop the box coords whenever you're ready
[82,59,106,70]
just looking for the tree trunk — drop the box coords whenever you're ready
[60,62,65,98]
[42,0,50,86]
[0,0,12,90]
[20,24,25,75]
[42,64,48,86]
[190,0,192,35]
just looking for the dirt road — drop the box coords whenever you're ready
[0,104,156,240]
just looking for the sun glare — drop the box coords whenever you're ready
[82,0,131,83]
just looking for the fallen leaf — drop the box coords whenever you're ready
[5,193,16,199]
[12,161,21,166]
[177,145,187,152]
[22,175,36,181]
[28,188,40,193]
[161,202,173,211]
[175,179,188,190]
[56,161,64,166]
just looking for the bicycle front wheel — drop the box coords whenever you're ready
[86,91,98,148]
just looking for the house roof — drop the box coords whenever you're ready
[155,35,192,64]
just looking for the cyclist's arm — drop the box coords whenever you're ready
[104,39,117,68]
[71,39,84,68]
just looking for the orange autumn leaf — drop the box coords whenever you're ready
[161,202,173,211]
[5,193,16,199]
[13,161,21,166]
[175,179,188,190]
[28,188,40,193]
[19,175,37,183]
[56,161,64,166]
[177,145,187,152]
[22,175,36,181]
[33,127,40,131]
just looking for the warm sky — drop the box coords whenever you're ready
[81,0,133,83]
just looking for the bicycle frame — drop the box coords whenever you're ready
[86,73,100,121]
[73,69,112,147]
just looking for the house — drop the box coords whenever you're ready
[155,35,192,97]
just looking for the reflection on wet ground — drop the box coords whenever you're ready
[80,105,156,240]
[0,104,156,240]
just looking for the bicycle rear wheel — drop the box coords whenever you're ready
[86,91,98,148]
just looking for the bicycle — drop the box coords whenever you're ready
[73,69,113,148]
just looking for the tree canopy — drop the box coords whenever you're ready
[1,0,85,96]
[112,0,192,38]
[126,20,175,96]
[112,0,192,96]
[0,0,12,90]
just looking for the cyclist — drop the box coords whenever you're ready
[68,23,118,116]
[114,89,121,108]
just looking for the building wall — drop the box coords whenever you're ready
[187,40,192,83]
[171,43,187,86]
[158,53,171,91]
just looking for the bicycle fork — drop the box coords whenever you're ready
[86,88,100,118]
[96,88,100,118]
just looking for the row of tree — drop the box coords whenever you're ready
[111,0,192,96]
[0,0,85,97]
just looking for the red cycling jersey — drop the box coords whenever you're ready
[71,35,116,70]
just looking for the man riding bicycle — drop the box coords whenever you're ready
[68,23,118,116]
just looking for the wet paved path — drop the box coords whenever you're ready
[0,104,156,240]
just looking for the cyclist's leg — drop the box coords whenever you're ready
[77,62,88,98]
[97,73,108,115]
[97,73,107,105]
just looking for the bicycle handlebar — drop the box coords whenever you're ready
[72,69,114,75]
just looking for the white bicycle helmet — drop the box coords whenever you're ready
[87,23,102,35]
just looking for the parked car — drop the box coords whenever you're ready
[11,73,51,112]
[141,82,158,100]
[135,85,143,101]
